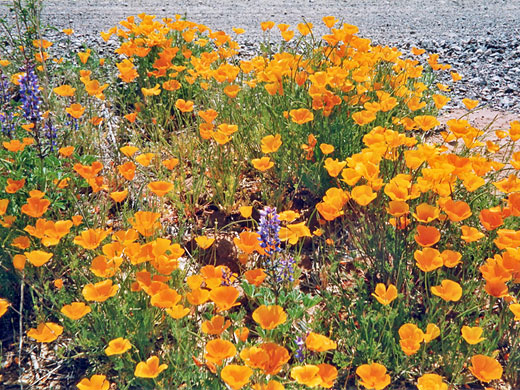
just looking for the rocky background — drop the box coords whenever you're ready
[1,0,519,111]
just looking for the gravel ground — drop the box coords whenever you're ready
[1,0,520,113]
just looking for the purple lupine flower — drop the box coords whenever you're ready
[294,336,305,362]
[44,120,57,151]
[275,255,296,283]
[18,66,42,123]
[221,267,233,286]
[0,112,15,137]
[257,206,282,257]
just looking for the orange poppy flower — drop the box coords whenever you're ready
[186,287,210,306]
[124,112,138,122]
[261,21,275,31]
[186,275,203,291]
[58,146,75,157]
[431,279,462,302]
[289,108,314,124]
[205,339,237,365]
[66,103,86,119]
[141,84,161,97]
[469,355,502,382]
[281,30,294,41]
[351,185,377,206]
[162,158,179,170]
[407,96,426,111]
[148,181,173,197]
[74,228,111,250]
[74,161,103,180]
[24,250,53,267]
[3,139,27,152]
[0,215,16,228]
[399,323,424,356]
[0,298,9,318]
[484,278,508,298]
[84,80,108,99]
[386,201,409,217]
[195,235,215,249]
[134,356,168,378]
[290,365,322,387]
[27,322,63,343]
[77,375,110,390]
[318,363,338,389]
[423,324,440,343]
[261,134,282,154]
[461,326,485,345]
[441,250,462,268]
[130,211,161,237]
[352,110,377,126]
[118,161,136,181]
[324,158,347,178]
[212,131,231,145]
[53,84,76,97]
[316,202,343,221]
[318,144,334,156]
[460,225,484,242]
[252,305,286,330]
[116,59,139,83]
[416,374,448,390]
[252,380,284,390]
[11,235,30,249]
[413,115,440,131]
[135,153,155,167]
[53,278,65,288]
[209,286,240,312]
[371,283,398,305]
[24,218,72,246]
[82,279,118,302]
[412,203,439,223]
[462,98,479,110]
[21,194,51,218]
[224,84,240,98]
[165,305,190,319]
[221,364,253,390]
[12,254,26,270]
[77,49,91,64]
[305,332,337,352]
[252,156,274,171]
[60,302,91,320]
[150,288,181,308]
[162,79,181,91]
[322,16,337,28]
[198,109,218,123]
[414,225,441,247]
[244,269,266,286]
[442,199,471,222]
[105,337,132,356]
[175,99,194,112]
[234,231,262,254]
[242,342,290,375]
[120,145,139,157]
[201,315,231,335]
[238,206,252,218]
[509,303,520,320]
[0,198,8,216]
[110,190,128,203]
[234,327,249,342]
[479,209,503,231]
[432,94,451,109]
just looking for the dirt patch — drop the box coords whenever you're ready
[439,108,519,132]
